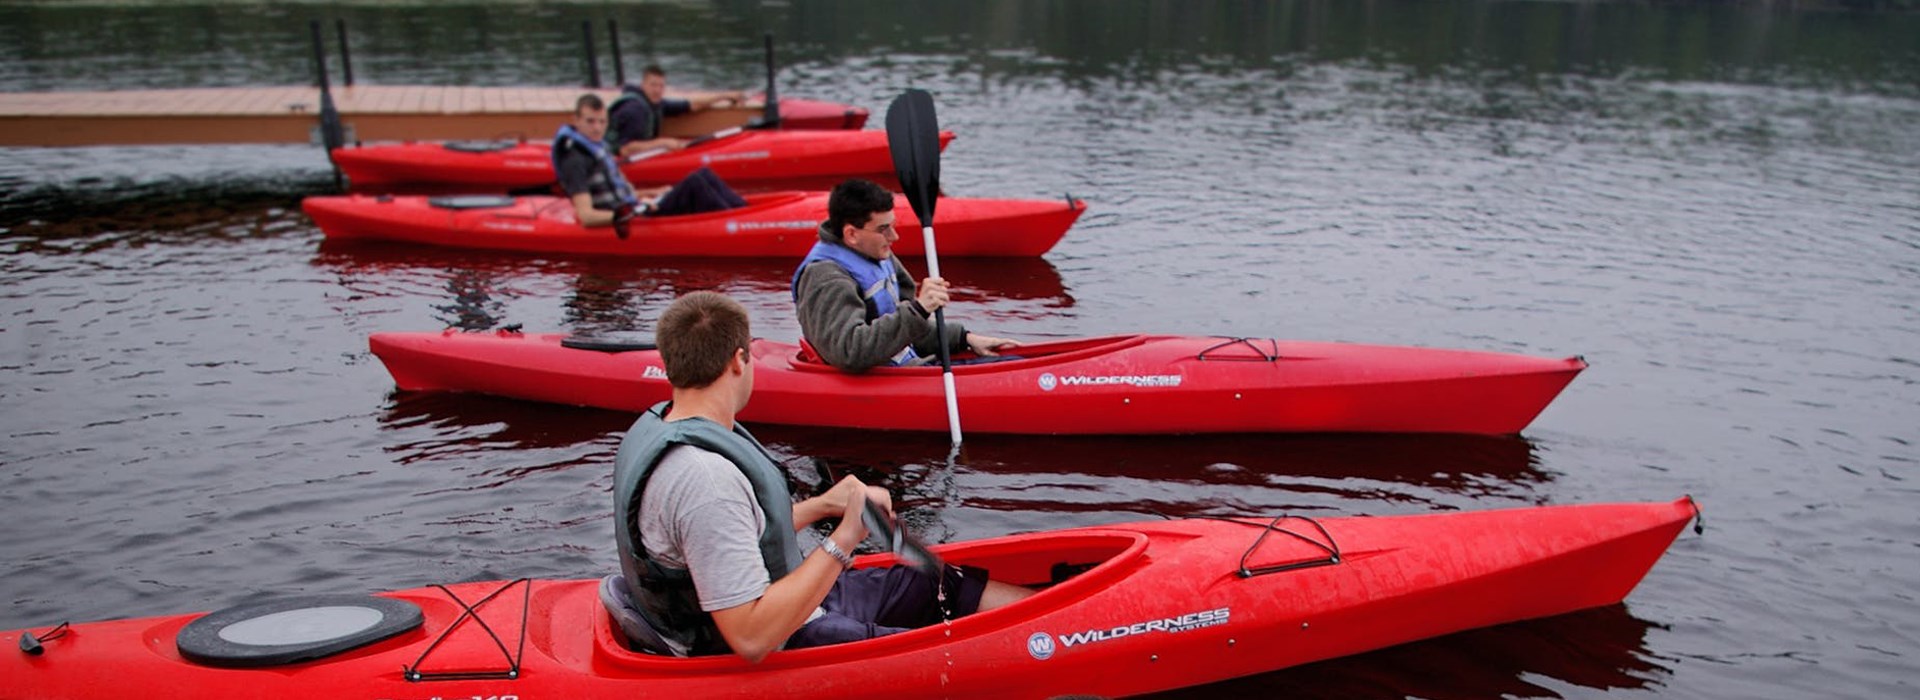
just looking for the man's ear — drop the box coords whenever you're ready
[732,347,751,373]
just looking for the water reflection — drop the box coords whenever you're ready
[1149,604,1668,700]
[754,425,1550,519]
[312,239,1073,331]
[376,388,1549,520]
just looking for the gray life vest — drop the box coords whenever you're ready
[612,401,804,655]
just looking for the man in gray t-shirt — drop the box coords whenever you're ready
[614,291,1033,663]
[637,445,821,656]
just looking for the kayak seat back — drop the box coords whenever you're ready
[599,574,679,657]
[796,338,823,364]
[427,195,518,210]
[443,140,518,153]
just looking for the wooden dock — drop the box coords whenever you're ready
[0,85,772,147]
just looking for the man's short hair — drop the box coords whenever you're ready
[824,179,894,241]
[575,93,606,114]
[642,65,667,79]
[656,291,751,389]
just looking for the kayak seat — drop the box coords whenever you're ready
[796,339,823,365]
[599,574,679,657]
[427,195,518,210]
[561,334,658,353]
[442,139,518,153]
[174,594,424,668]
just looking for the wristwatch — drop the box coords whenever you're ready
[818,538,855,569]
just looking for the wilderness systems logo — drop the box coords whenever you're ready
[701,150,771,164]
[1036,372,1182,391]
[1026,607,1230,659]
[642,366,668,381]
[724,220,815,233]
[1026,631,1055,660]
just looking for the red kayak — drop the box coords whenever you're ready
[305,191,1083,258]
[331,129,955,192]
[0,499,1696,699]
[369,331,1586,435]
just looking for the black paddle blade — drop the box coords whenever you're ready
[885,88,942,224]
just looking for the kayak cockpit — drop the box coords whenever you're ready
[786,335,1149,375]
[588,528,1150,671]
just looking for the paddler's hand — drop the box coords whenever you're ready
[611,203,637,239]
[915,276,951,313]
[965,332,1021,357]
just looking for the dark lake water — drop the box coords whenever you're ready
[3,1,1917,697]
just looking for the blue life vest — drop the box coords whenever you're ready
[612,402,804,656]
[551,124,639,211]
[791,240,919,366]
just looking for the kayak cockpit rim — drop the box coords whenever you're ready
[783,335,1151,375]
[589,529,1150,670]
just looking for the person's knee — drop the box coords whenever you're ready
[978,580,1036,611]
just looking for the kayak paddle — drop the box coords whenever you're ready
[886,88,963,447]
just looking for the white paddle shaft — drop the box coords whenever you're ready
[923,223,963,446]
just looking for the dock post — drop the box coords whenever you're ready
[761,33,780,126]
[309,19,346,189]
[335,19,354,87]
[582,20,601,88]
[608,20,625,86]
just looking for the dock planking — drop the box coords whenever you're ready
[0,85,768,147]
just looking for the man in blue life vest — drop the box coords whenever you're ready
[791,179,1020,372]
[611,292,1033,662]
[608,64,746,158]
[553,94,745,239]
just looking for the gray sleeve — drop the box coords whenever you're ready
[795,261,935,372]
[638,446,773,612]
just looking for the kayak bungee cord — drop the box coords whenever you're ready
[1162,513,1343,578]
[402,578,531,682]
[1195,337,1282,362]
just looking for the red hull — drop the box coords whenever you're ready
[370,332,1586,435]
[332,130,954,191]
[304,192,1082,258]
[767,96,869,131]
[0,499,1696,700]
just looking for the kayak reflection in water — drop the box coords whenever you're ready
[610,292,1034,662]
[554,94,745,239]
[792,179,1020,372]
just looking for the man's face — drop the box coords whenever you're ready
[842,210,898,261]
[641,74,668,103]
[573,107,608,142]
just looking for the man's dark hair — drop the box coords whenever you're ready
[824,179,895,241]
[574,93,606,115]
[642,65,667,79]
[656,291,752,389]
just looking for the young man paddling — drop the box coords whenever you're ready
[607,64,746,158]
[553,94,745,238]
[791,179,1019,371]
[611,292,1032,661]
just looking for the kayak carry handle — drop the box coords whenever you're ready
[17,621,69,656]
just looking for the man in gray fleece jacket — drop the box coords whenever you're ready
[791,179,1019,372]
